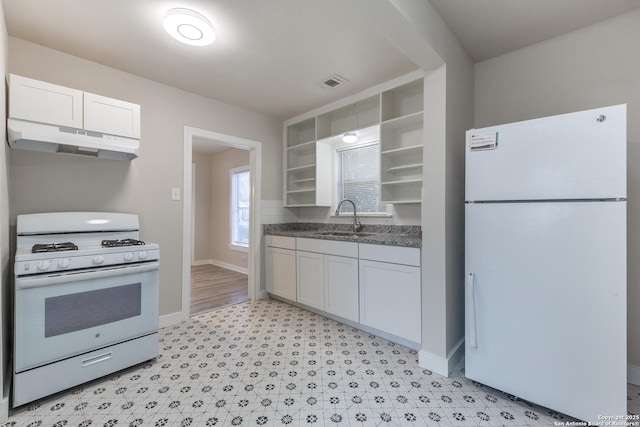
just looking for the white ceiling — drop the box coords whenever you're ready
[4,0,640,122]
[2,0,418,121]
[429,0,640,62]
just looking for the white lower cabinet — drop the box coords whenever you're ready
[265,236,297,301]
[324,255,359,322]
[265,235,421,344]
[359,244,421,343]
[296,250,325,310]
[296,238,359,319]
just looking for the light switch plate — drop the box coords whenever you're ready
[171,188,181,201]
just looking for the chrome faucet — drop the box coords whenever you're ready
[335,199,363,233]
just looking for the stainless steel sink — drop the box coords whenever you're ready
[315,231,375,237]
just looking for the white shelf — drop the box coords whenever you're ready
[283,140,332,207]
[381,179,423,186]
[287,117,316,147]
[386,163,423,172]
[287,164,315,172]
[381,111,423,128]
[381,144,423,155]
[287,189,316,194]
[381,79,424,122]
[316,95,380,140]
[381,179,422,204]
[287,140,316,151]
[381,199,422,204]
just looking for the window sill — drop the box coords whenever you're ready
[229,243,249,253]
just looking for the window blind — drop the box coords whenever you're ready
[340,143,385,213]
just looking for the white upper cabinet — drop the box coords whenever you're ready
[9,74,83,128]
[8,74,140,139]
[84,93,141,139]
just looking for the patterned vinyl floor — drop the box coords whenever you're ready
[3,299,639,426]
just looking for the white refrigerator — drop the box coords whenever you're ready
[465,104,627,423]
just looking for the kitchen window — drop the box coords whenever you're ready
[336,143,387,214]
[230,166,250,250]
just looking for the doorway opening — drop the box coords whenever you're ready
[182,127,262,319]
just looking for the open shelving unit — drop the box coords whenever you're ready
[285,118,332,206]
[316,95,380,140]
[380,79,424,203]
[284,73,424,207]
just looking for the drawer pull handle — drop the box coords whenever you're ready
[82,352,112,367]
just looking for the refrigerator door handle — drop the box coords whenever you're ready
[467,272,478,348]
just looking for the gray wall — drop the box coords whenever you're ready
[475,10,640,366]
[209,148,250,269]
[385,0,474,366]
[192,152,212,262]
[353,0,473,368]
[7,37,283,318]
[193,148,250,270]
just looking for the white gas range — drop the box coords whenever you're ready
[13,212,160,407]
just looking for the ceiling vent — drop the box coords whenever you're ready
[318,74,349,89]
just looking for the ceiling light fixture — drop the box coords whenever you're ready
[163,8,215,46]
[342,132,358,144]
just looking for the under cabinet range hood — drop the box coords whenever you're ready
[8,119,139,160]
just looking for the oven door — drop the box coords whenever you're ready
[15,262,159,372]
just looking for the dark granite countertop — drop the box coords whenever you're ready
[263,223,421,248]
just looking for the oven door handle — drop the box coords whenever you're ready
[16,262,159,289]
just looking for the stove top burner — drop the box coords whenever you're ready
[32,242,79,253]
[101,239,146,248]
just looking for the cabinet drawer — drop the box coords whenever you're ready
[13,333,157,407]
[359,243,420,266]
[265,235,296,250]
[297,237,358,257]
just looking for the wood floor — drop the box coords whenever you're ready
[190,264,248,316]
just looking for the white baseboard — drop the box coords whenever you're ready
[159,311,184,328]
[418,338,465,377]
[258,290,269,300]
[192,259,248,275]
[629,364,640,386]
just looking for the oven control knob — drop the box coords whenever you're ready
[37,260,51,271]
[58,258,71,268]
[138,251,148,260]
[124,252,134,261]
[93,255,105,265]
